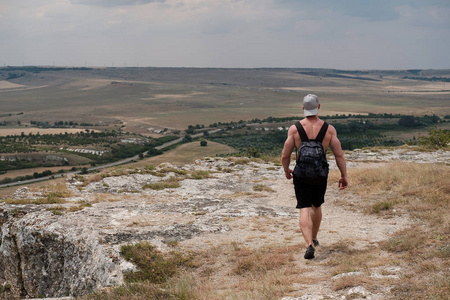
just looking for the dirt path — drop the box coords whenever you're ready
[278,180,410,299]
[172,160,412,299]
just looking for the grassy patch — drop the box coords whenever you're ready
[369,199,395,214]
[46,206,65,215]
[1,198,37,205]
[120,242,194,284]
[188,170,211,180]
[2,184,71,205]
[157,167,188,176]
[76,173,105,186]
[253,184,275,193]
[82,242,198,299]
[69,200,92,212]
[41,191,67,204]
[84,241,305,299]
[142,176,181,190]
[230,157,250,165]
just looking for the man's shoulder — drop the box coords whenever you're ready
[288,124,298,135]
[326,123,337,135]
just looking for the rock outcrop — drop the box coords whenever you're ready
[0,149,448,299]
[0,157,287,299]
[0,205,123,298]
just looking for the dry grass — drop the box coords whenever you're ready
[190,242,304,299]
[350,163,450,225]
[333,275,370,291]
[340,162,450,299]
[2,182,72,205]
[44,182,74,197]
[253,184,275,193]
[230,244,295,276]
[82,241,201,300]
[84,240,304,300]
[68,200,92,212]
[142,176,181,190]
[187,170,212,180]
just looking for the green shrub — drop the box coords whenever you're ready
[419,126,450,148]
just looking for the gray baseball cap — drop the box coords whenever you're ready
[303,94,319,116]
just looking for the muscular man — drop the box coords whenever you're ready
[281,94,348,259]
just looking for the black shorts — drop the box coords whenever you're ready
[293,177,327,209]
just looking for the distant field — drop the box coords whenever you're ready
[0,165,77,181]
[0,67,449,135]
[0,128,89,136]
[128,141,235,167]
[0,80,24,90]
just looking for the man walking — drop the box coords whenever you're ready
[281,94,348,259]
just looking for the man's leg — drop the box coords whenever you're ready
[311,205,322,243]
[299,207,313,248]
[299,205,322,248]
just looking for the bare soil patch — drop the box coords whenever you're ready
[0,128,90,136]
[0,81,25,90]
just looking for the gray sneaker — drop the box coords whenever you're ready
[313,239,319,247]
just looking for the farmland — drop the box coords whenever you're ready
[1,67,449,131]
[0,66,449,182]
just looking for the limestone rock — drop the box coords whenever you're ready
[0,157,288,298]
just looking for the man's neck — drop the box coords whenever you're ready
[305,115,320,122]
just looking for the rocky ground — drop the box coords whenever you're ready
[0,147,449,299]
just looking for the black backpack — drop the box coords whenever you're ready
[293,121,329,185]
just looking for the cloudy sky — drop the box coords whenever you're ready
[1,0,449,69]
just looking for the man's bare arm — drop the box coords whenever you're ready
[281,126,296,179]
[328,126,348,190]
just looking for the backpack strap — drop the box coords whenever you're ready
[295,121,329,142]
[295,121,309,142]
[315,122,329,143]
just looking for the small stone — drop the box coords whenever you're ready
[348,286,370,296]
[332,271,364,279]
[370,273,400,279]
